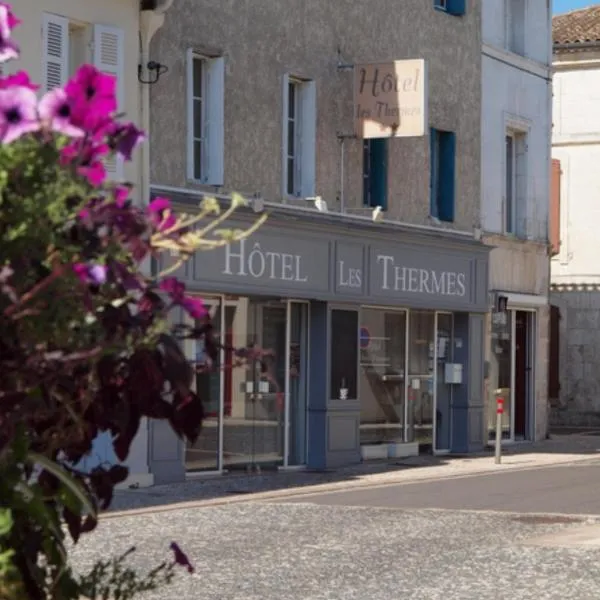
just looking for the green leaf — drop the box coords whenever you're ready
[25,452,96,519]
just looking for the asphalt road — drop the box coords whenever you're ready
[71,462,600,599]
[276,461,600,515]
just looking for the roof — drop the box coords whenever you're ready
[553,5,600,45]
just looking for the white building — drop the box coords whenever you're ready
[551,6,600,428]
[481,0,553,444]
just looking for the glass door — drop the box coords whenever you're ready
[223,298,285,471]
[407,310,435,448]
[286,301,309,466]
[434,313,453,453]
[184,296,223,472]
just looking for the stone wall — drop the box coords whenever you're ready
[550,289,600,427]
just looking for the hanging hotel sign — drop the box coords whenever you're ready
[354,59,428,139]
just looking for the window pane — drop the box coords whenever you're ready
[193,58,203,98]
[194,139,202,180]
[288,81,296,117]
[330,309,358,400]
[287,157,295,195]
[359,309,406,445]
[287,119,295,157]
[193,98,203,139]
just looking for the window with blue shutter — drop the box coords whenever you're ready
[430,128,456,223]
[434,0,466,16]
[363,138,388,210]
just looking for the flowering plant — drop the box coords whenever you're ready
[0,4,268,599]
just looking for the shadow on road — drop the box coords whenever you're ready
[106,430,600,514]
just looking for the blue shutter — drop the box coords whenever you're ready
[447,0,466,16]
[439,131,456,223]
[429,127,438,218]
[371,138,388,210]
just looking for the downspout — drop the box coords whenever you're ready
[139,0,175,208]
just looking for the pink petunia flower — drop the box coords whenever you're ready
[159,277,207,319]
[0,86,40,143]
[73,262,107,285]
[0,4,19,62]
[65,65,117,130]
[0,71,39,91]
[38,87,84,138]
[147,196,176,232]
[60,139,109,186]
[169,542,194,574]
[109,122,145,161]
[0,3,20,30]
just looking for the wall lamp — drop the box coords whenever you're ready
[138,60,169,84]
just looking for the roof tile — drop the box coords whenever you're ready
[553,5,600,44]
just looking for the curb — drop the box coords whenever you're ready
[101,453,600,521]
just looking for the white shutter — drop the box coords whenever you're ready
[93,24,125,180]
[299,80,316,198]
[281,73,289,198]
[206,56,225,186]
[186,49,194,180]
[42,13,69,92]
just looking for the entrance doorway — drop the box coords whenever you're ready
[183,296,309,473]
[487,308,536,442]
[514,310,534,440]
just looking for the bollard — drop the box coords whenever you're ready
[495,397,504,464]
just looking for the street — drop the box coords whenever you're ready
[72,460,600,599]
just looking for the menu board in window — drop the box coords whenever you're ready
[330,309,358,400]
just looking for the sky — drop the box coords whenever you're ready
[553,0,597,14]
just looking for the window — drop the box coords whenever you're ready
[505,130,527,236]
[505,0,525,55]
[186,52,225,185]
[363,138,388,210]
[42,14,124,180]
[429,128,456,223]
[434,0,466,16]
[282,75,316,198]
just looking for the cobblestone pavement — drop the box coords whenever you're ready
[109,433,600,514]
[72,502,600,600]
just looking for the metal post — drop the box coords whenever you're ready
[495,397,504,464]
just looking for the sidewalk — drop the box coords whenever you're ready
[106,431,600,518]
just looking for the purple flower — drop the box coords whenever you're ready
[159,278,207,319]
[38,87,84,138]
[65,65,117,130]
[1,3,20,30]
[0,86,40,143]
[60,139,108,186]
[73,262,107,285]
[110,122,144,160]
[148,197,176,232]
[170,542,194,574]
[0,71,38,91]
[0,4,19,62]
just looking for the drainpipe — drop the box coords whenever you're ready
[139,0,175,208]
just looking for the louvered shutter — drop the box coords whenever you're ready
[299,80,316,198]
[281,73,290,197]
[93,24,125,181]
[206,57,225,186]
[42,13,69,92]
[550,159,561,256]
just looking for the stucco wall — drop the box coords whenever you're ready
[550,290,600,427]
[552,55,600,285]
[149,0,481,231]
[485,235,550,295]
[9,0,142,196]
[482,235,550,441]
